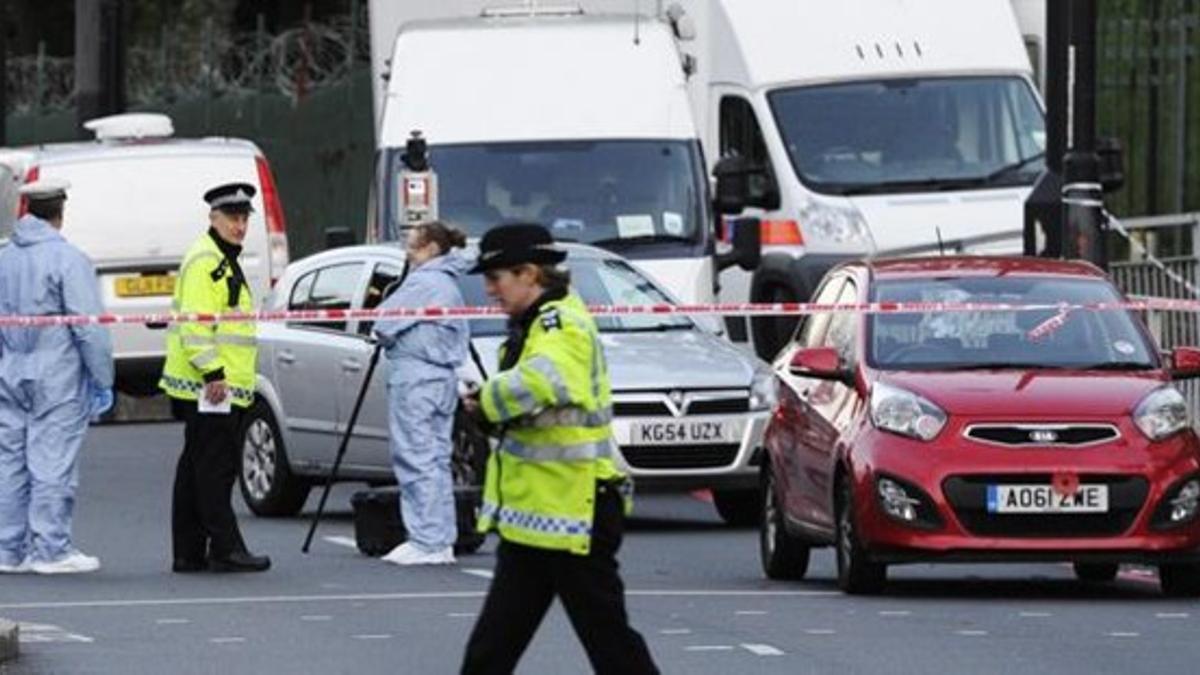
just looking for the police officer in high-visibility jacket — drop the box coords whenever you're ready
[460,224,658,675]
[159,183,269,574]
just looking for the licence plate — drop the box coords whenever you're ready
[987,484,1109,514]
[114,274,175,298]
[629,420,737,446]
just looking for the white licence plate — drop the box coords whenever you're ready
[987,484,1109,514]
[628,420,738,446]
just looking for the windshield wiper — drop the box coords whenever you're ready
[589,234,696,248]
[979,152,1046,183]
[835,177,982,196]
[949,362,1069,371]
[1075,361,1155,371]
[602,323,694,333]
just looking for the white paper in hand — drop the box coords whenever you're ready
[198,389,233,415]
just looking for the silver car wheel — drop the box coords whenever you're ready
[242,417,277,501]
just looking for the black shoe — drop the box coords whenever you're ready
[208,551,271,573]
[172,558,207,573]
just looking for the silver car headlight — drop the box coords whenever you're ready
[799,199,872,245]
[1134,386,1190,440]
[870,382,947,441]
[749,370,778,411]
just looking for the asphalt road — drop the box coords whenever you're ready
[1,422,1197,674]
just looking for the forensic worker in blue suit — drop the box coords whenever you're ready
[373,221,471,566]
[0,179,114,575]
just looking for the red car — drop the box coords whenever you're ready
[760,256,1200,596]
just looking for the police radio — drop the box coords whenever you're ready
[398,130,438,226]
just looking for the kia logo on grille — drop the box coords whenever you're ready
[1029,429,1059,443]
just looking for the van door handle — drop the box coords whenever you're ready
[341,358,363,373]
[277,350,296,365]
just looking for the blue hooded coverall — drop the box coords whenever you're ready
[0,215,113,566]
[373,252,471,553]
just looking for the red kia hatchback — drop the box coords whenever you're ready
[760,256,1200,596]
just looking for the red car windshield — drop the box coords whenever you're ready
[867,276,1158,371]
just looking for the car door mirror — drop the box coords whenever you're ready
[789,347,852,385]
[716,217,762,272]
[1170,347,1200,379]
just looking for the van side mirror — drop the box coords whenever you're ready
[325,227,357,249]
[1170,347,1200,379]
[716,217,761,272]
[713,155,780,215]
[789,347,852,385]
[1098,136,1124,194]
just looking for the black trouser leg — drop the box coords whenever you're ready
[460,542,556,675]
[556,486,658,675]
[171,402,205,561]
[171,401,247,559]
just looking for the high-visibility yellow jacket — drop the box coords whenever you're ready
[478,290,626,556]
[159,231,257,408]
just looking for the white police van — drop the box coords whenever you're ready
[1,113,290,396]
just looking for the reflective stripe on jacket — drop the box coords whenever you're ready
[477,291,625,556]
[159,233,257,407]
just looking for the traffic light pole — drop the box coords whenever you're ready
[1061,0,1107,269]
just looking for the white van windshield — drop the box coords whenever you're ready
[382,140,708,252]
[769,76,1045,195]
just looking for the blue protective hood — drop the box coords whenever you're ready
[11,215,63,247]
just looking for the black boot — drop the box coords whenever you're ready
[209,551,271,573]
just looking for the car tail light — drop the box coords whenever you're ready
[760,219,804,246]
[17,165,39,216]
[256,156,289,287]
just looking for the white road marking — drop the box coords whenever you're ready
[804,629,836,635]
[659,629,692,635]
[1108,632,1140,638]
[300,615,332,622]
[210,637,246,644]
[735,610,768,616]
[353,634,393,640]
[956,630,988,637]
[461,568,495,580]
[1019,612,1053,618]
[18,623,94,644]
[0,588,836,611]
[155,618,191,625]
[740,643,785,656]
[878,610,911,617]
[322,536,358,550]
[685,645,735,652]
[1156,613,1190,620]
[447,613,476,619]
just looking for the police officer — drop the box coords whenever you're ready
[160,183,269,573]
[0,179,114,575]
[460,224,658,674]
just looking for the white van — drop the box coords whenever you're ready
[369,3,760,309]
[673,0,1047,357]
[2,113,290,395]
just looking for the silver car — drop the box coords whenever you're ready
[238,242,774,525]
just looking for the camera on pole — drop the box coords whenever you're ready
[398,130,438,226]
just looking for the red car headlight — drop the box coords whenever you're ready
[869,382,947,441]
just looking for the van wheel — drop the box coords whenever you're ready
[1159,563,1200,597]
[239,399,311,517]
[760,463,810,580]
[835,475,886,594]
[750,283,801,361]
[713,489,760,527]
[1073,562,1119,583]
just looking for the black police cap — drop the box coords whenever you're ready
[203,182,257,214]
[469,223,568,275]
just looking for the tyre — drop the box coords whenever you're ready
[750,282,801,361]
[713,488,760,527]
[760,463,810,580]
[1159,563,1200,598]
[835,475,886,595]
[1073,562,1119,583]
[239,399,311,517]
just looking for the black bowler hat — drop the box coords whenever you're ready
[203,182,257,214]
[469,223,567,274]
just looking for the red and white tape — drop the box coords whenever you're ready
[0,297,1193,328]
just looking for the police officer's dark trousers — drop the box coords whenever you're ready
[461,482,659,675]
[171,400,247,560]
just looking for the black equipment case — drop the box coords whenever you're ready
[350,485,486,556]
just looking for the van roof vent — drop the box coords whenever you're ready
[83,113,175,141]
[481,3,585,18]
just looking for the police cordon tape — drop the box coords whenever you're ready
[0,297,1198,328]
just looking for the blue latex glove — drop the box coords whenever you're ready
[89,384,114,422]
